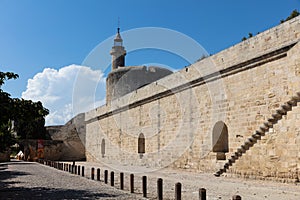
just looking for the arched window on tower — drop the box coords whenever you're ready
[101,139,105,158]
[212,121,229,160]
[138,133,145,158]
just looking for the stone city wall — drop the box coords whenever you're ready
[85,16,300,180]
[46,113,86,161]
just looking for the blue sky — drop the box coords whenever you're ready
[0,0,299,125]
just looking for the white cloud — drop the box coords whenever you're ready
[22,65,106,125]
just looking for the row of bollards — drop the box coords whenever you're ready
[37,159,85,177]
[37,159,242,199]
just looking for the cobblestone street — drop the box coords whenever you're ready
[0,160,142,200]
[1,160,300,199]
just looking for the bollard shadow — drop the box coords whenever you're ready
[0,186,121,199]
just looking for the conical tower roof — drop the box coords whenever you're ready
[114,28,122,41]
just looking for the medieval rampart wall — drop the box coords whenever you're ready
[85,17,300,179]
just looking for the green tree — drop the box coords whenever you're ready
[0,71,50,152]
[0,72,19,152]
[12,98,49,139]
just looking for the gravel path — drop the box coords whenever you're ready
[0,160,142,200]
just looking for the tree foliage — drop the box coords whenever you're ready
[12,98,49,139]
[0,71,49,152]
[280,9,299,23]
[0,72,19,152]
[0,71,19,86]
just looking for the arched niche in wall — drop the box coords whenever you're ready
[212,121,229,160]
[138,133,145,158]
[101,139,105,158]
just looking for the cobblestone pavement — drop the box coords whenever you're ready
[1,160,300,200]
[0,160,142,200]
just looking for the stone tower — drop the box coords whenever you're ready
[110,28,126,70]
[106,27,173,104]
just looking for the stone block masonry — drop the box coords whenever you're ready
[84,16,300,181]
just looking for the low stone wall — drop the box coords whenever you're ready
[19,139,63,161]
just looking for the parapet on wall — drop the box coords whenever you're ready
[85,16,300,180]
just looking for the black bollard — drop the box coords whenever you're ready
[111,171,114,186]
[130,174,134,193]
[232,195,242,200]
[72,161,75,174]
[120,173,124,190]
[199,188,206,200]
[104,170,108,184]
[91,167,95,180]
[97,168,100,181]
[157,178,163,200]
[142,176,147,197]
[175,182,182,200]
[82,166,85,177]
[78,165,80,175]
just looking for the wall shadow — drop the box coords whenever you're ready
[0,186,120,199]
[0,160,126,199]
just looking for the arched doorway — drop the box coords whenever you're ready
[212,121,229,160]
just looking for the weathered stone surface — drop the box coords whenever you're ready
[106,66,173,103]
[80,16,300,181]
[19,139,63,161]
[46,113,86,161]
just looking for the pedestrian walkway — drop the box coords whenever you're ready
[63,160,300,200]
[1,160,300,199]
[0,160,141,200]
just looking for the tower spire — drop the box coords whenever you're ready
[118,17,120,33]
[110,23,126,70]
